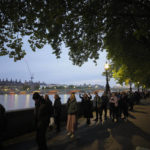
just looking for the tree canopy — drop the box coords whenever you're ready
[1,0,150,86]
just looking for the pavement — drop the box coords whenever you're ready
[3,99,150,150]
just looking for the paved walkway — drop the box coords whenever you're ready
[3,101,150,150]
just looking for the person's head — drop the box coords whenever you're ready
[33,92,40,101]
[83,93,88,98]
[54,94,59,100]
[45,94,49,100]
[33,92,41,105]
[70,92,76,101]
[94,91,98,96]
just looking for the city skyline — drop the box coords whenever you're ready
[0,42,116,87]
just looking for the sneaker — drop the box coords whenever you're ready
[70,134,75,138]
[67,132,71,136]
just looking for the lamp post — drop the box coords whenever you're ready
[104,62,110,95]
[137,82,140,92]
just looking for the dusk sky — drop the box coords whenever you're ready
[0,41,117,87]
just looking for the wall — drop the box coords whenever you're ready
[3,102,83,140]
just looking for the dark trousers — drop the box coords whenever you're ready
[54,116,61,132]
[36,126,48,150]
[109,106,119,121]
[95,107,99,121]
[86,118,91,124]
[99,106,107,121]
[122,106,128,118]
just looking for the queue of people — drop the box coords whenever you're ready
[0,90,149,150]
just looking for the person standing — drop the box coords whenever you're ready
[100,92,109,121]
[80,93,93,125]
[109,93,119,122]
[53,94,62,132]
[66,93,77,138]
[93,92,101,122]
[44,94,53,116]
[120,92,128,121]
[0,104,6,149]
[33,92,52,150]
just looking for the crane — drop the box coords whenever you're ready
[24,60,34,83]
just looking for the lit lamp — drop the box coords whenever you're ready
[104,62,110,94]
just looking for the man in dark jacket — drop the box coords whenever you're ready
[0,104,6,149]
[100,93,109,121]
[33,92,52,150]
[54,94,62,132]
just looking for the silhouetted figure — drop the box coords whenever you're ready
[54,94,62,132]
[44,94,54,117]
[100,92,109,121]
[120,93,128,120]
[80,93,93,125]
[66,93,77,138]
[0,104,6,149]
[128,93,134,111]
[93,92,101,122]
[33,92,52,150]
[109,93,119,122]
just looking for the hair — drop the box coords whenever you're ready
[54,94,59,99]
[83,93,88,99]
[70,93,76,101]
[94,91,98,95]
[45,94,49,100]
[32,92,40,100]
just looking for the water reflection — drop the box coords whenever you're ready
[4,94,8,107]
[0,92,103,111]
[25,94,30,108]
[63,94,68,103]
[14,94,18,109]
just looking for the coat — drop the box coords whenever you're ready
[83,99,93,118]
[67,98,77,115]
[54,97,62,117]
[34,98,52,128]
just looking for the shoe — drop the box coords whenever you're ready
[67,132,71,136]
[70,134,75,138]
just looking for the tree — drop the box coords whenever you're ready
[1,0,150,85]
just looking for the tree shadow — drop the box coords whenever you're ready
[132,110,148,114]
[110,120,150,150]
[128,113,136,119]
[48,120,111,150]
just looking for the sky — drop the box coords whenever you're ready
[0,42,117,87]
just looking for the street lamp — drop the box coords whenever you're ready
[104,62,110,94]
[137,82,140,92]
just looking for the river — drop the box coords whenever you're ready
[0,93,103,111]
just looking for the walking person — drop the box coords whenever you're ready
[53,94,62,132]
[66,93,77,138]
[33,92,52,150]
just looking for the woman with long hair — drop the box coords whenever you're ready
[66,93,77,138]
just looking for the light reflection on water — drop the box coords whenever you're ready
[0,92,103,111]
[25,94,30,108]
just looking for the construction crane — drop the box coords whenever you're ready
[24,60,34,83]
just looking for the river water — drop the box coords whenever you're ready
[0,93,103,111]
